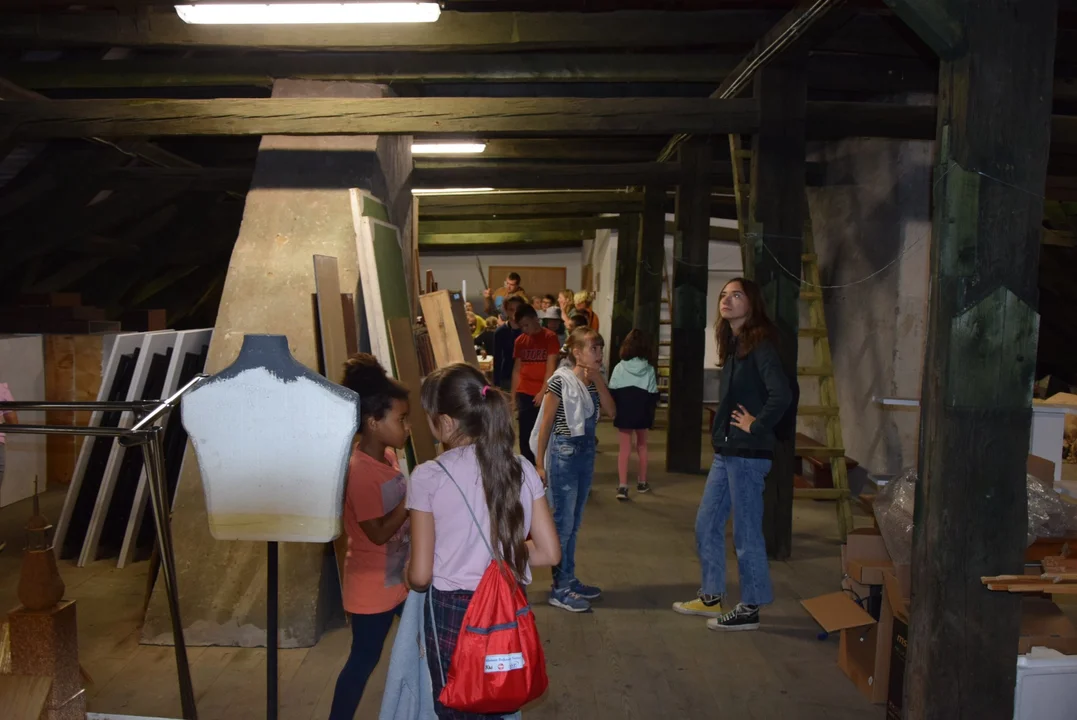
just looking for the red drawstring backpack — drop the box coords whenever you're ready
[431,460,549,714]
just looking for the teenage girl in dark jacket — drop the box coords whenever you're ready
[672,277,791,632]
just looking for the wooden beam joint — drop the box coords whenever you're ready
[881,0,964,59]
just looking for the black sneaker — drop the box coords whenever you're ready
[707,603,760,631]
[636,482,651,494]
[616,486,629,501]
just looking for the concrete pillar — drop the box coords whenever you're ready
[143,80,412,648]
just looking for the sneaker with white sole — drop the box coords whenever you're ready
[672,591,723,618]
[707,603,760,631]
[616,486,629,501]
[570,578,602,600]
[636,482,651,494]
[549,587,591,613]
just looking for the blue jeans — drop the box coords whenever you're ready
[548,431,596,590]
[328,601,404,720]
[695,454,774,606]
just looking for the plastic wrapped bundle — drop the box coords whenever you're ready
[872,468,917,566]
[874,469,1077,558]
[1027,476,1077,541]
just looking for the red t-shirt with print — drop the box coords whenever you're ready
[513,328,561,396]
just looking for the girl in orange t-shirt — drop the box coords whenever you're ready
[329,354,412,720]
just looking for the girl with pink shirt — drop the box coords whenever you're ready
[407,363,560,720]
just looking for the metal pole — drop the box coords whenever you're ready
[267,540,279,720]
[144,428,198,720]
[0,389,205,720]
[128,375,206,436]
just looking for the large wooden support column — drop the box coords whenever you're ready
[634,186,667,361]
[750,52,807,560]
[667,139,711,474]
[143,80,413,649]
[609,212,641,375]
[906,2,1057,718]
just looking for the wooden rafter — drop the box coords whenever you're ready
[0,97,963,141]
[419,217,620,234]
[881,0,964,58]
[0,10,781,51]
[0,76,198,169]
[0,53,740,89]
[0,97,760,138]
[412,162,735,190]
[416,191,644,218]
[419,231,590,246]
[659,0,850,160]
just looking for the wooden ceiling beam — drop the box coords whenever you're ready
[0,76,199,168]
[664,221,740,243]
[419,231,591,246]
[0,97,761,138]
[0,9,780,51]
[420,238,585,253]
[423,138,664,162]
[418,191,643,218]
[660,0,850,160]
[413,160,824,189]
[0,53,739,90]
[412,162,736,190]
[0,96,963,141]
[420,217,620,234]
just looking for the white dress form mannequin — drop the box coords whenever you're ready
[180,334,359,543]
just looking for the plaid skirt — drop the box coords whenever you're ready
[424,587,524,720]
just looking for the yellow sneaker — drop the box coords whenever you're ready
[672,593,723,618]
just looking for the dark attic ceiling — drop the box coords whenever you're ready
[1,0,1077,356]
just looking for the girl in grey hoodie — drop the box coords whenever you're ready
[608,330,659,500]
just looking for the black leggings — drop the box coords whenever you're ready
[328,602,403,720]
[516,393,539,465]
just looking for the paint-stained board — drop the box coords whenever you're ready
[313,255,349,383]
[387,317,437,464]
[419,290,479,369]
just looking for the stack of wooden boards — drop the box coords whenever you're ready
[983,555,1077,595]
[54,329,211,569]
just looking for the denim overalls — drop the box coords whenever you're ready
[547,394,598,590]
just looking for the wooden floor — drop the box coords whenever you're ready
[0,425,878,719]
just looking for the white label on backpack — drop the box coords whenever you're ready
[484,653,525,673]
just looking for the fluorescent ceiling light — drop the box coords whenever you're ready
[411,142,487,155]
[175,3,441,25]
[412,187,495,196]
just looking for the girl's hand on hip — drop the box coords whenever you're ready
[731,404,756,433]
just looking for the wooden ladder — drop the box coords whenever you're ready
[796,221,854,540]
[656,254,673,408]
[727,133,853,540]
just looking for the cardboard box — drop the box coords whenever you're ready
[800,528,897,703]
[1019,598,1077,655]
[881,567,911,719]
[881,568,1077,720]
[843,528,893,586]
[801,592,890,703]
[1028,453,1056,489]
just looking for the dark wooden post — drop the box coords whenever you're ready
[609,212,641,376]
[667,138,710,474]
[635,186,666,363]
[750,51,807,560]
[898,2,1058,718]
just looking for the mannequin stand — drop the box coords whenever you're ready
[268,540,279,720]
